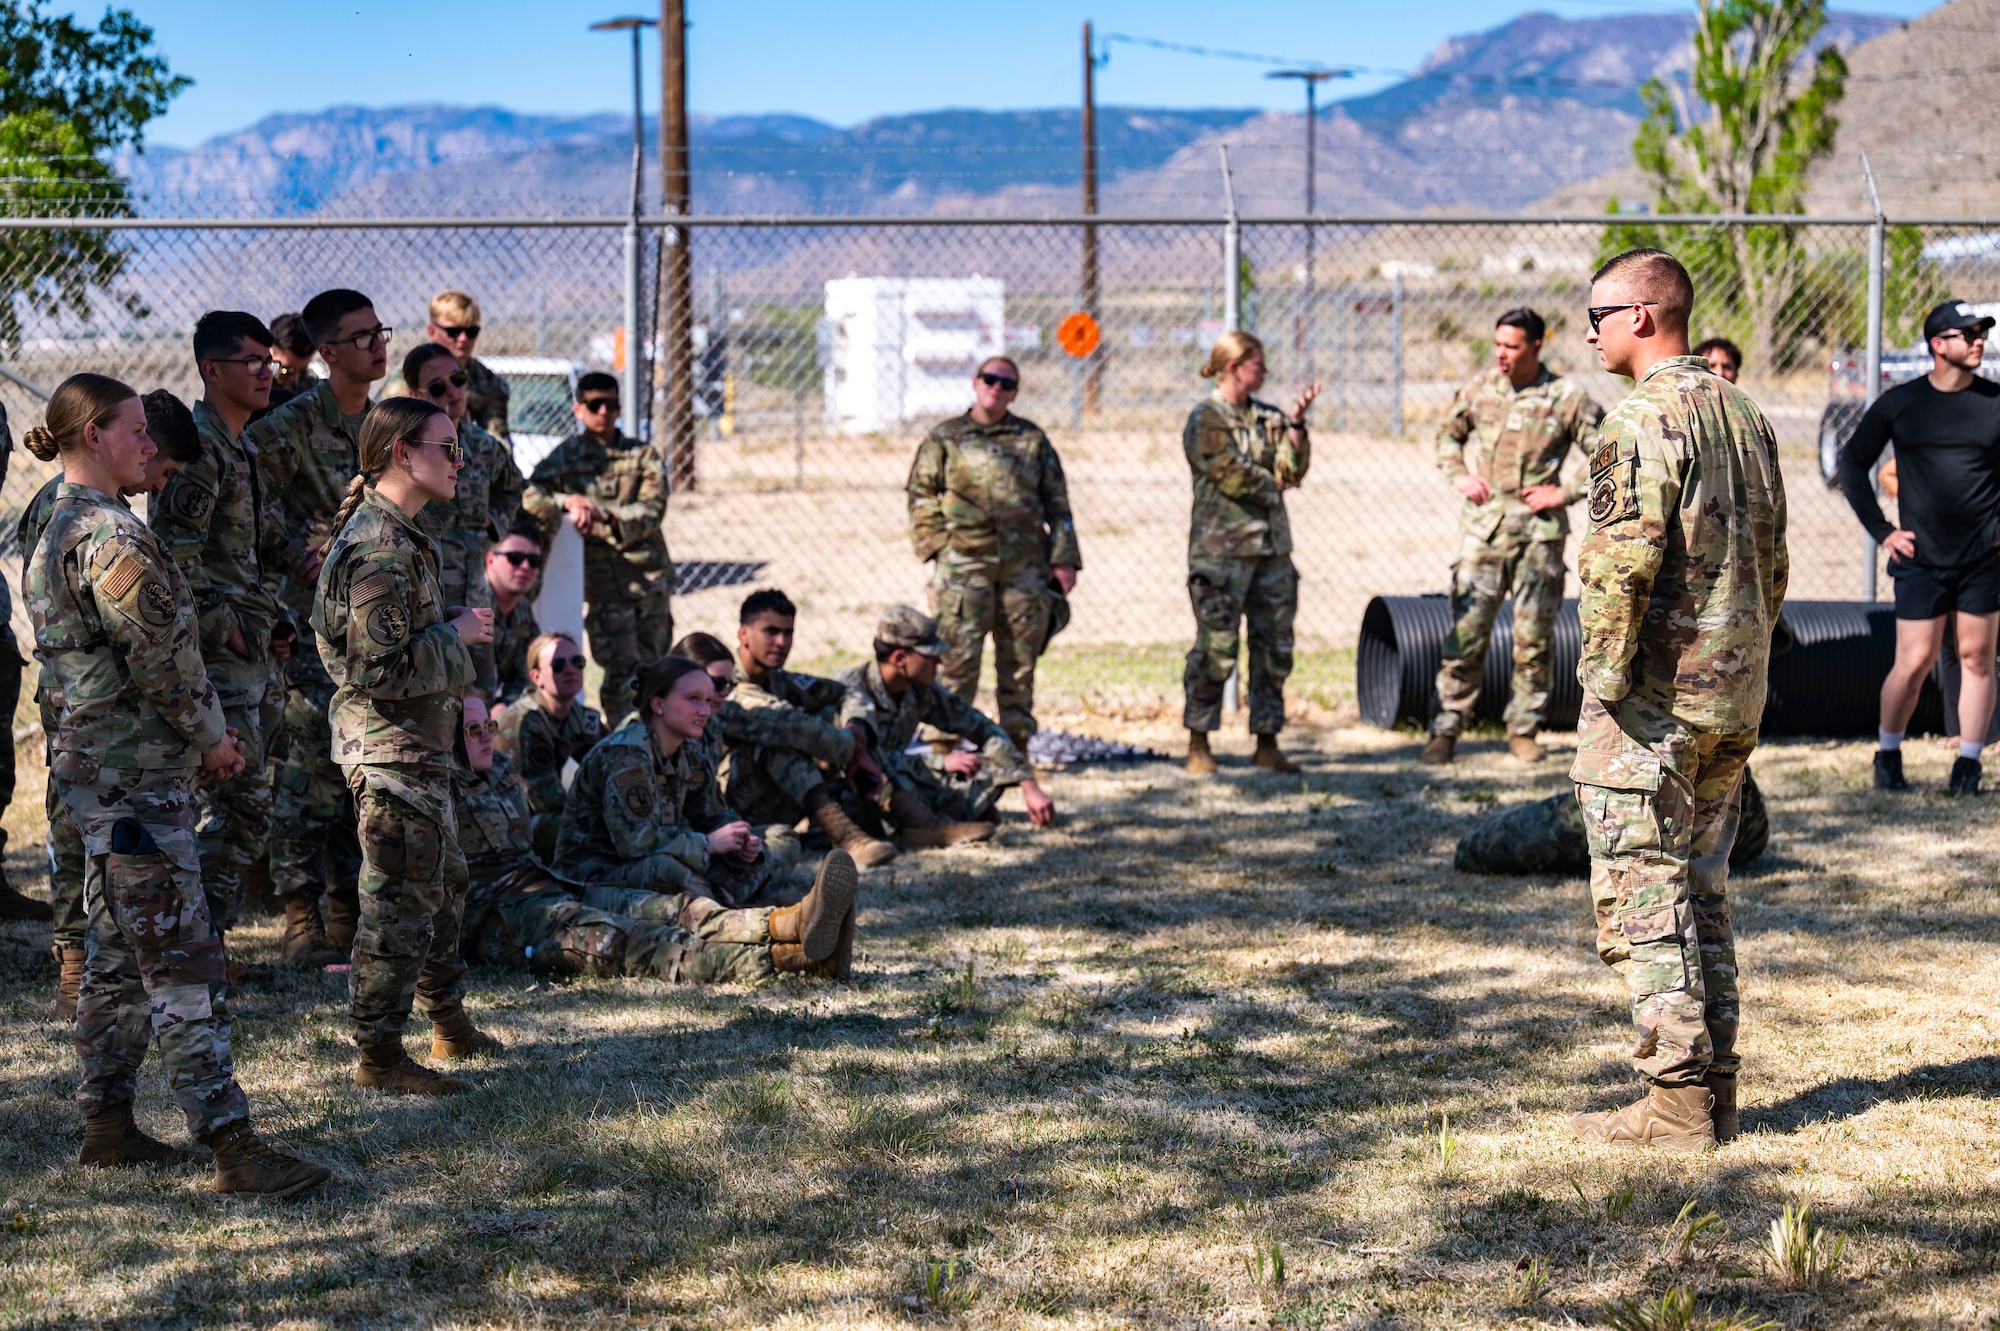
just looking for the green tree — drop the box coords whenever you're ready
[0,2,187,344]
[1607,0,1846,372]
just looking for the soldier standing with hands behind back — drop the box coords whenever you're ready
[907,355,1080,752]
[1423,308,1604,766]
[1566,249,1787,1152]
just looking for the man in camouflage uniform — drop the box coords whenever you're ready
[522,371,671,724]
[245,288,388,967]
[495,631,603,861]
[460,695,854,980]
[0,400,47,924]
[30,447,325,1195]
[907,357,1081,750]
[1567,249,1787,1152]
[1423,308,1605,766]
[1454,769,1767,874]
[427,289,511,439]
[267,312,318,411]
[838,606,1057,838]
[1181,334,1318,776]
[485,526,543,709]
[153,313,286,946]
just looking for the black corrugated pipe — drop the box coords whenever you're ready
[1359,595,1948,737]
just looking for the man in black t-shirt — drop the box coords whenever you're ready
[1839,298,2000,794]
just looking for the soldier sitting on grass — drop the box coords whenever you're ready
[495,631,603,861]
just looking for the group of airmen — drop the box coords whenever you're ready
[3,243,1790,1201]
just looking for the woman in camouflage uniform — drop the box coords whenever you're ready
[27,373,326,1196]
[311,396,496,1096]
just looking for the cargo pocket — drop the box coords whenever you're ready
[1187,570,1237,632]
[1614,900,1692,995]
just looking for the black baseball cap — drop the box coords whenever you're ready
[1923,299,1997,342]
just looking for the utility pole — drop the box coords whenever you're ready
[590,15,656,439]
[1081,21,1102,416]
[661,0,695,489]
[1268,69,1345,375]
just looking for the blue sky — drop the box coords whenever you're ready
[108,0,1941,148]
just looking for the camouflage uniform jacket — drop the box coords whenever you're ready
[0,400,12,634]
[243,379,364,624]
[554,718,738,877]
[907,411,1082,569]
[1575,355,1788,737]
[311,488,476,767]
[28,482,228,773]
[153,400,280,655]
[1436,365,1605,543]
[421,416,525,602]
[464,357,511,441]
[495,690,604,818]
[1182,390,1309,558]
[456,755,554,907]
[835,660,1030,786]
[19,475,62,714]
[521,430,671,585]
[723,665,856,767]
[491,596,539,707]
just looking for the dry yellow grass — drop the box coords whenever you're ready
[2,678,1998,1328]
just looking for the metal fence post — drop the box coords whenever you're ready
[1862,152,1886,603]
[1390,270,1404,437]
[1218,146,1242,714]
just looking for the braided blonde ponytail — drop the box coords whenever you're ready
[327,473,371,539]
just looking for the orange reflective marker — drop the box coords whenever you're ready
[1057,312,1101,358]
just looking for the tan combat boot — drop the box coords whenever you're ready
[280,895,346,968]
[1420,733,1457,765]
[353,1032,470,1096]
[886,788,994,850]
[207,1120,331,1198]
[826,905,856,980]
[54,946,85,1021]
[806,793,898,868]
[79,1104,201,1167]
[220,932,274,991]
[1185,729,1218,776]
[766,849,858,963]
[1252,734,1299,773]
[1570,1083,1716,1152]
[428,1003,503,1061]
[322,884,360,951]
[1508,735,1546,764]
[1703,1069,1739,1144]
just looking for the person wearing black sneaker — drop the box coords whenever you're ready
[1839,299,2000,795]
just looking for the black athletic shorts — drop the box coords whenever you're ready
[1890,551,2000,619]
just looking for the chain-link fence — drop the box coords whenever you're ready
[0,213,1988,664]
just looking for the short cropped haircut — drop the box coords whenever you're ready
[740,588,797,624]
[670,631,734,667]
[872,638,902,664]
[1693,336,1743,369]
[497,517,543,548]
[402,341,458,393]
[1496,307,1545,342]
[269,312,313,358]
[142,389,202,464]
[1591,248,1693,331]
[301,289,375,347]
[575,370,619,400]
[429,289,480,326]
[193,310,273,365]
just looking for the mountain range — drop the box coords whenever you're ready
[114,8,1909,219]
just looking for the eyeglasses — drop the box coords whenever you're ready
[425,371,469,398]
[329,325,393,351]
[1586,302,1658,332]
[434,324,481,339]
[579,397,620,414]
[495,550,543,569]
[407,434,464,464]
[546,654,587,672]
[209,355,277,375]
[977,372,1019,391]
[464,718,500,737]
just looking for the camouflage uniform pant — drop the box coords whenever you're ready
[0,628,16,871]
[62,767,249,1141]
[573,827,809,930]
[468,873,772,984]
[879,756,1007,824]
[1184,553,1297,735]
[347,763,469,1044]
[1574,697,1750,1088]
[724,744,828,828]
[43,693,88,950]
[271,645,353,904]
[195,653,277,931]
[1433,533,1566,739]
[584,566,673,727]
[929,555,1051,749]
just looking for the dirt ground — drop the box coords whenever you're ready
[2,680,1997,1329]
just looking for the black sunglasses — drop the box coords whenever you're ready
[708,672,735,695]
[425,371,469,398]
[545,653,587,672]
[977,372,1019,391]
[434,324,481,339]
[496,550,543,569]
[579,397,620,413]
[1586,301,1658,332]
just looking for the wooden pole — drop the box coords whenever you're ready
[661,0,695,489]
